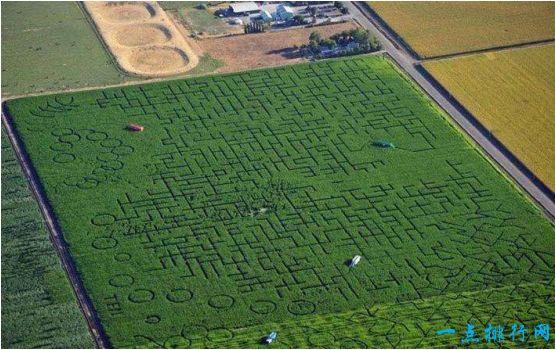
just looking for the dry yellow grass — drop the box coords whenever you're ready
[424,44,554,190]
[369,2,555,58]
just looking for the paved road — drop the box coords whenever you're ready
[347,1,555,218]
[2,112,111,349]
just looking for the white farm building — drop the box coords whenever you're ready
[275,4,294,21]
[260,9,273,22]
[229,2,260,15]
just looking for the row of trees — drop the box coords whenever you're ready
[244,21,271,33]
[301,28,382,57]
[333,1,349,15]
[292,14,308,25]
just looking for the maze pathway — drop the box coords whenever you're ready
[5,55,553,347]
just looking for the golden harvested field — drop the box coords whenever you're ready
[369,2,554,58]
[424,44,554,190]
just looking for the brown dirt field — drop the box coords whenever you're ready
[84,1,199,77]
[99,2,155,23]
[197,21,359,73]
[129,47,189,73]
[114,24,171,47]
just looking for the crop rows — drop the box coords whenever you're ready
[5,55,553,347]
[1,129,93,348]
[368,2,555,58]
[171,282,553,348]
[424,44,555,191]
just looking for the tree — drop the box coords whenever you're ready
[303,27,381,58]
[331,29,352,46]
[334,1,348,13]
[321,38,337,49]
[244,21,268,34]
[309,40,321,54]
[353,28,370,45]
[293,14,306,25]
[369,36,382,51]
[309,31,322,44]
[307,6,317,16]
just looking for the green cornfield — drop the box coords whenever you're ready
[5,55,553,347]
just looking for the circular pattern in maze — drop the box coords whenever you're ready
[109,274,134,288]
[166,288,193,303]
[128,289,155,304]
[250,300,277,314]
[288,300,316,316]
[208,295,235,310]
[46,128,135,190]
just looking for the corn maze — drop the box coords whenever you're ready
[5,55,554,347]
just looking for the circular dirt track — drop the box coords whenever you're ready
[84,1,199,76]
[115,24,171,47]
[100,2,155,23]
[129,46,189,74]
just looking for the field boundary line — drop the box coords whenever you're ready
[421,39,555,62]
[355,2,421,60]
[357,2,555,61]
[1,50,382,102]
[1,104,111,349]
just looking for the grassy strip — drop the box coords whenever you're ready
[1,1,131,97]
[161,2,232,36]
[185,53,225,76]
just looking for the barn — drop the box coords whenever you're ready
[275,4,294,21]
[228,2,260,16]
[260,9,273,22]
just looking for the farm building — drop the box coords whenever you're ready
[260,10,273,22]
[275,4,294,21]
[290,1,333,5]
[229,2,260,15]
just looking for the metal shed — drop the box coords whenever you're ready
[229,2,260,15]
[275,4,294,21]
